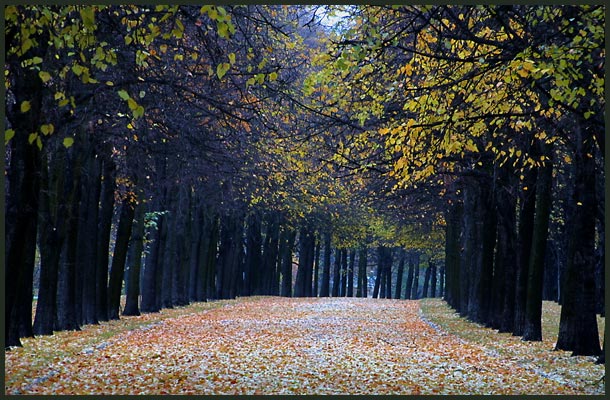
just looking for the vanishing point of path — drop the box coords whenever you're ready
[5,297,590,395]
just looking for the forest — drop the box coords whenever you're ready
[4,3,605,372]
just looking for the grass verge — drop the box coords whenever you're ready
[419,298,605,395]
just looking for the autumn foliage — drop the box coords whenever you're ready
[4,297,604,395]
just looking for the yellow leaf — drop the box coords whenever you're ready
[20,101,31,113]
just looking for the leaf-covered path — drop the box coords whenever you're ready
[4,297,601,395]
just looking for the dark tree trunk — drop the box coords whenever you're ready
[216,212,243,299]
[465,180,495,325]
[479,186,497,325]
[313,237,321,296]
[384,248,393,299]
[194,210,215,302]
[107,200,136,320]
[161,199,177,309]
[356,247,368,298]
[261,213,280,295]
[320,232,332,297]
[141,205,164,313]
[5,28,45,348]
[188,205,203,302]
[304,231,315,297]
[172,188,191,307]
[123,201,145,316]
[411,253,420,300]
[497,177,518,333]
[373,246,383,299]
[33,151,66,336]
[340,248,348,297]
[347,249,355,297]
[444,202,463,309]
[244,212,263,296]
[405,253,415,300]
[95,155,116,322]
[295,224,315,297]
[395,250,405,299]
[205,216,219,300]
[78,151,101,325]
[332,248,341,297]
[523,149,553,342]
[438,265,445,299]
[422,262,431,298]
[429,262,436,297]
[556,126,601,356]
[55,148,83,331]
[280,226,296,297]
[513,165,537,336]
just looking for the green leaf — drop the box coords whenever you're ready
[28,132,37,144]
[5,129,15,145]
[40,124,54,136]
[38,71,52,83]
[20,101,31,113]
[72,64,84,76]
[217,22,229,39]
[32,56,43,65]
[269,71,278,81]
[118,90,130,100]
[127,98,139,111]
[228,52,236,65]
[133,105,144,119]
[80,7,96,29]
[63,137,74,148]
[36,136,42,150]
[216,63,230,79]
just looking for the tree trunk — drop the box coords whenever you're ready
[411,253,420,300]
[95,155,115,322]
[313,237,321,296]
[295,224,316,297]
[444,202,463,309]
[280,226,296,297]
[5,28,45,348]
[497,173,518,333]
[347,249,355,297]
[395,250,405,299]
[384,248,393,299]
[513,165,537,336]
[78,151,101,325]
[55,147,83,331]
[405,253,414,300]
[373,246,383,299]
[332,248,341,297]
[320,232,332,297]
[107,200,136,320]
[141,206,164,313]
[244,212,263,296]
[33,150,66,336]
[422,262,431,298]
[340,248,348,297]
[523,149,553,342]
[356,246,368,298]
[261,213,280,295]
[430,261,437,297]
[123,201,145,316]
[555,125,601,356]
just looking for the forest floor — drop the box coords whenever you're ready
[4,297,605,395]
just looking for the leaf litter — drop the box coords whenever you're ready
[4,297,604,395]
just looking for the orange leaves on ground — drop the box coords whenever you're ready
[5,297,603,395]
